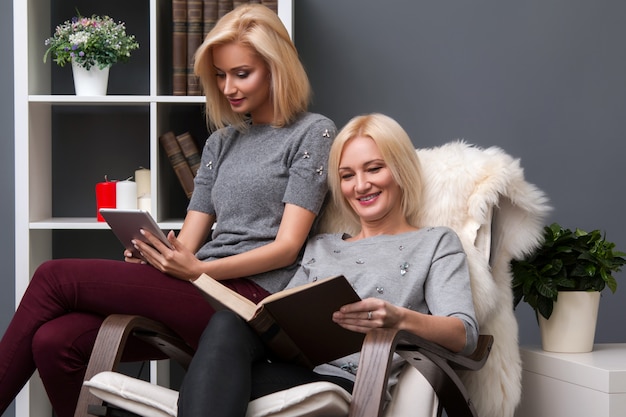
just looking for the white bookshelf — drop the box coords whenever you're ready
[13,1,293,415]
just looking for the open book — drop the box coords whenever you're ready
[192,273,365,368]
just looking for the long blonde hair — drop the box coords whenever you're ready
[327,113,423,230]
[194,4,311,131]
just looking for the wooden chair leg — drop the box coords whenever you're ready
[348,329,492,417]
[399,351,476,417]
[74,315,194,417]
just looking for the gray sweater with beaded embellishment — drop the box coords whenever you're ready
[188,112,336,294]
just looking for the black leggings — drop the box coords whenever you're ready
[177,310,354,417]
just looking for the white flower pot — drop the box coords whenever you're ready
[71,61,110,96]
[538,291,601,353]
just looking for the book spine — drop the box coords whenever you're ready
[172,0,188,96]
[159,131,195,198]
[203,0,218,38]
[187,0,203,96]
[249,312,313,369]
[176,132,202,175]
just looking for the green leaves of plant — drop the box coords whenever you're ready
[511,222,626,320]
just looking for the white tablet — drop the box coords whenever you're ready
[99,209,173,260]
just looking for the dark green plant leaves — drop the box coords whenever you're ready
[511,223,626,320]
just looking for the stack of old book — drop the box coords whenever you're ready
[172,0,278,96]
[159,131,202,198]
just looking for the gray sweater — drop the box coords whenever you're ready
[287,227,479,381]
[188,113,336,293]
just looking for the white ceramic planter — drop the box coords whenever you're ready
[538,291,601,353]
[71,61,110,96]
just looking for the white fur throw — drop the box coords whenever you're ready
[320,140,550,417]
[417,141,550,417]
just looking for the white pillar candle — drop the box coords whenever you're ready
[116,180,138,209]
[138,195,152,214]
[135,167,151,198]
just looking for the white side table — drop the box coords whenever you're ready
[515,344,626,417]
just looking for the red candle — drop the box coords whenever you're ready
[96,178,117,221]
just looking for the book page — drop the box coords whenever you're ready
[192,274,258,321]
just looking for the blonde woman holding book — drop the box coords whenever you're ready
[0,5,334,417]
[176,113,478,417]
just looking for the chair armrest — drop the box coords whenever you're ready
[348,329,493,417]
[396,331,493,371]
[74,314,195,417]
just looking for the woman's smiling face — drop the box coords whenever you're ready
[338,136,404,226]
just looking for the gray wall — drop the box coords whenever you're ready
[2,1,626,416]
[293,0,626,346]
[1,0,15,416]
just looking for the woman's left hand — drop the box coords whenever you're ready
[132,229,203,281]
[332,298,405,334]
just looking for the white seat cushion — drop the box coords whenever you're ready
[85,371,351,417]
[246,381,350,417]
[85,372,177,417]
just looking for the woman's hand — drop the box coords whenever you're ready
[332,298,405,334]
[130,229,204,281]
[334,297,469,353]
[123,250,144,264]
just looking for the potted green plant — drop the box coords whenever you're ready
[43,14,139,95]
[512,222,626,352]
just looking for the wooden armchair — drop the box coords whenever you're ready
[76,141,550,417]
[77,313,493,417]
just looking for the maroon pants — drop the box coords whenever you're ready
[0,258,270,417]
